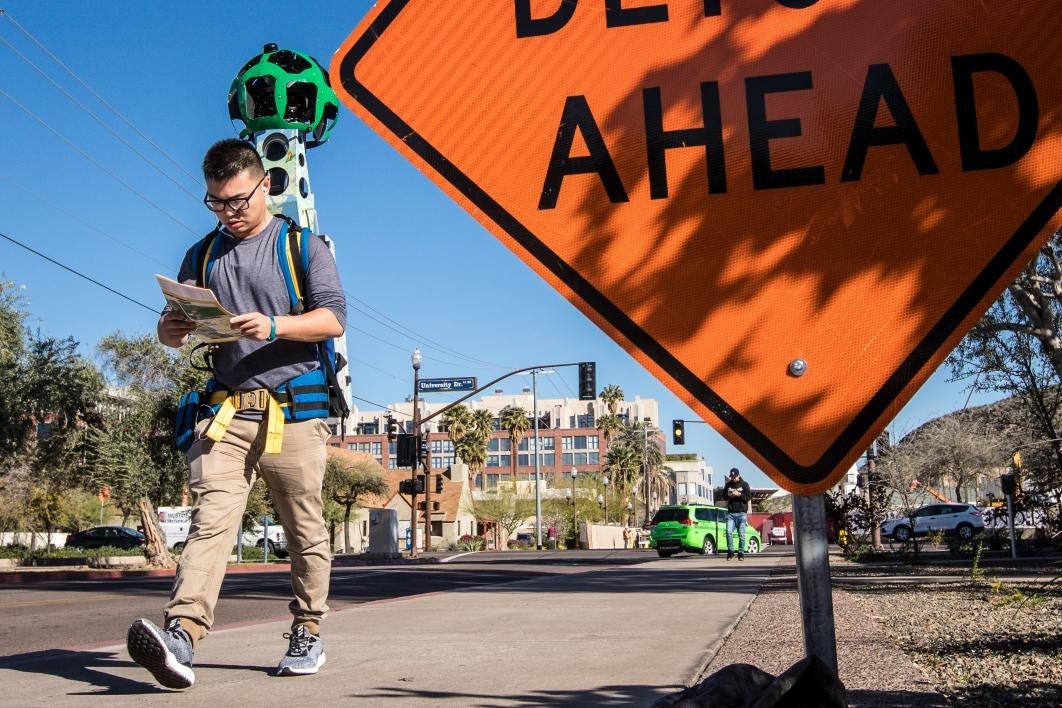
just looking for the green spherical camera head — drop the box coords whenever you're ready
[228,44,339,144]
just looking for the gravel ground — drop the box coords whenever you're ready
[682,552,1062,707]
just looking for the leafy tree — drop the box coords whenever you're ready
[81,333,209,567]
[323,449,389,553]
[0,280,30,464]
[473,489,535,546]
[499,404,530,484]
[949,227,1062,519]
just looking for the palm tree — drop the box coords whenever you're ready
[456,430,489,491]
[599,384,624,416]
[597,412,622,454]
[616,420,669,521]
[603,441,640,504]
[440,404,471,449]
[499,405,530,485]
[469,408,495,491]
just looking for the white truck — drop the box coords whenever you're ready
[156,506,288,557]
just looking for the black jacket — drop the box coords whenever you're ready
[723,479,751,513]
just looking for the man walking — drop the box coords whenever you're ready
[723,468,751,560]
[127,138,345,689]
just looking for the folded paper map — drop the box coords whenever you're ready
[155,275,242,343]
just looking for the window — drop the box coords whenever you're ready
[432,439,454,454]
[356,422,379,435]
[431,456,454,469]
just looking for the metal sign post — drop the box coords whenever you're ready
[793,494,838,674]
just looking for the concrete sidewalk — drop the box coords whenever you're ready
[0,552,778,706]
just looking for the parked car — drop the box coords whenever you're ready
[649,505,762,558]
[880,503,984,542]
[65,526,145,551]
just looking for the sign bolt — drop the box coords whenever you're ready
[788,358,808,377]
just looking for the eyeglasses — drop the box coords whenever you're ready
[203,174,266,213]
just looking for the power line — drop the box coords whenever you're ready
[0,229,160,315]
[0,176,171,270]
[0,31,203,202]
[0,11,522,377]
[0,86,199,235]
[0,9,203,187]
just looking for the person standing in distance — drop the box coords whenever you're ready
[127,138,345,689]
[723,468,751,561]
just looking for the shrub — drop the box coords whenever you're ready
[457,534,485,551]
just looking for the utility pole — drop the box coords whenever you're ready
[422,436,432,553]
[410,348,422,558]
[867,440,882,549]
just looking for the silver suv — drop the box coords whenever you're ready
[881,503,984,542]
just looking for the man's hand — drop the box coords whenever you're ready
[158,312,197,348]
[231,312,274,341]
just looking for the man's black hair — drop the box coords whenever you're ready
[202,138,264,181]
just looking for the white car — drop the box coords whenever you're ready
[880,503,984,543]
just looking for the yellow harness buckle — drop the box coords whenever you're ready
[204,389,288,453]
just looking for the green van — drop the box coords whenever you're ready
[649,504,761,557]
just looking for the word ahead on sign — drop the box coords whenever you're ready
[417,377,477,394]
[333,1,1062,494]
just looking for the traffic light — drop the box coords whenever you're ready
[415,474,426,494]
[398,479,413,495]
[1000,472,1016,497]
[672,419,685,445]
[396,434,416,467]
[385,415,399,441]
[435,474,444,494]
[578,362,596,401]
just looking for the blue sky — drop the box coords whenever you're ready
[0,1,1002,489]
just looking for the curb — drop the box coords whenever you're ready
[0,561,291,584]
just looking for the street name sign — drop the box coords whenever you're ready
[417,377,478,393]
[332,1,1062,494]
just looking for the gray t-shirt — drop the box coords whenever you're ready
[176,216,347,391]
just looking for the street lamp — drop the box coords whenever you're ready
[602,474,609,524]
[410,348,422,558]
[570,466,578,548]
[530,367,556,550]
[626,500,633,526]
[597,493,604,522]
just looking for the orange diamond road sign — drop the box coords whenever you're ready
[332,1,1062,494]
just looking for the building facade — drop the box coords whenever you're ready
[327,389,662,492]
[664,455,715,506]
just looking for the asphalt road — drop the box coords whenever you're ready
[0,551,651,657]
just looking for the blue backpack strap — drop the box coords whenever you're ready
[275,218,307,315]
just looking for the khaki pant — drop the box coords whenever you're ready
[165,416,332,638]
